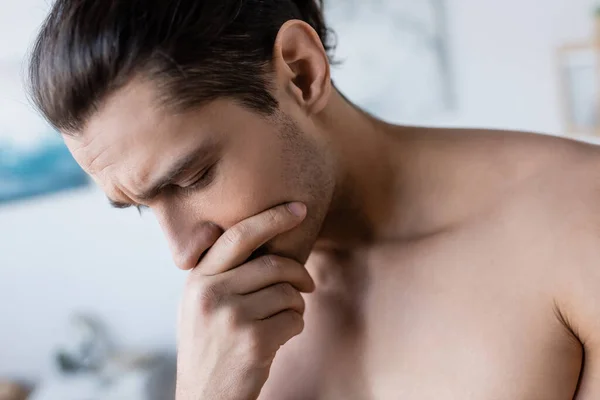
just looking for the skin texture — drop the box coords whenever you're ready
[63,19,600,399]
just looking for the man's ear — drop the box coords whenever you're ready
[272,20,331,115]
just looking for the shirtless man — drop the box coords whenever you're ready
[28,0,599,398]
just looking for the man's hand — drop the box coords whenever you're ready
[176,203,315,400]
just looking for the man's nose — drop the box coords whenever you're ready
[153,208,223,270]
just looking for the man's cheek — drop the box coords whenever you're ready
[206,184,282,230]
[209,166,288,229]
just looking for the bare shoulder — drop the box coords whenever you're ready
[457,130,600,393]
[494,131,600,221]
[405,128,600,236]
[478,131,600,259]
[443,128,600,201]
[505,134,600,397]
[439,128,600,318]
[440,128,600,170]
[488,131,600,352]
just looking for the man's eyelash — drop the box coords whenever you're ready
[136,204,149,215]
[180,164,216,194]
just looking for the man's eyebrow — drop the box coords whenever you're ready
[106,143,216,209]
[135,149,207,201]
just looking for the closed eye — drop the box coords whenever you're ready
[179,163,217,195]
[108,199,149,216]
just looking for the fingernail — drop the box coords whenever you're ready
[286,202,307,217]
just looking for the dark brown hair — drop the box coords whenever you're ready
[29,0,334,133]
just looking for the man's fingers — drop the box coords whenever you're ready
[237,282,306,320]
[198,203,307,276]
[257,309,305,347]
[222,255,315,294]
[175,222,224,271]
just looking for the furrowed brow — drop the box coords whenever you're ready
[135,150,202,201]
[106,143,216,209]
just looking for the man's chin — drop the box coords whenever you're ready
[261,205,325,265]
[264,230,319,265]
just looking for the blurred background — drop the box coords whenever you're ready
[0,0,599,398]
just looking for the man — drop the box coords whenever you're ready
[28,0,599,398]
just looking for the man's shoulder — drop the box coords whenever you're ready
[450,130,600,393]
[494,131,600,228]
[432,128,600,197]
[470,129,599,168]
[509,132,600,206]
[449,130,600,266]
[441,129,600,226]
[462,130,600,202]
[532,144,600,355]
[497,133,600,338]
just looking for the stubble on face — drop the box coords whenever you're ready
[263,111,336,264]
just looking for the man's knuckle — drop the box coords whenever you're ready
[190,280,226,314]
[261,254,280,270]
[296,294,306,314]
[278,282,296,298]
[223,225,247,247]
[184,277,204,300]
[291,312,305,335]
[265,208,283,227]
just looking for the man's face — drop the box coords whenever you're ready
[64,81,335,270]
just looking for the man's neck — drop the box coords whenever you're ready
[312,90,407,251]
[312,93,534,254]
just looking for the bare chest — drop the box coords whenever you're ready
[271,230,583,399]
[361,239,582,400]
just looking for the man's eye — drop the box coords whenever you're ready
[180,164,216,194]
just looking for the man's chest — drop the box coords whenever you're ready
[270,235,583,399]
[361,260,582,400]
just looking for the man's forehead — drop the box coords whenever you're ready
[62,85,226,205]
[63,82,164,166]
[60,88,172,206]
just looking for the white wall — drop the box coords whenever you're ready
[444,0,596,133]
[0,0,184,381]
[0,190,181,380]
[0,0,597,381]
